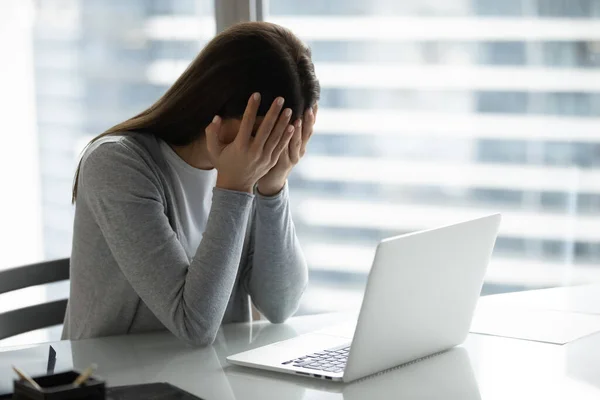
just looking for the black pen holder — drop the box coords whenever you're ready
[13,370,105,400]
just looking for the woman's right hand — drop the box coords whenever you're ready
[205,93,295,193]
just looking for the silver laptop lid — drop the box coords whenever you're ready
[343,214,501,382]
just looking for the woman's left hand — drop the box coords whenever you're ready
[257,104,317,196]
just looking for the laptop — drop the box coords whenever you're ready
[227,214,501,383]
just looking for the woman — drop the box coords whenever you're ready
[62,22,320,346]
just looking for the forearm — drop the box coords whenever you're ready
[179,188,254,343]
[249,183,309,322]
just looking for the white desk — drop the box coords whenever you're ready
[2,286,600,399]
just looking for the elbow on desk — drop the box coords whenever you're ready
[172,314,220,347]
[253,269,309,324]
[258,300,302,324]
[257,280,308,324]
[263,310,291,325]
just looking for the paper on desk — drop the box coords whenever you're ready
[478,285,600,316]
[470,306,600,344]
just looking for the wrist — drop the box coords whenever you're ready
[257,180,286,197]
[216,175,253,194]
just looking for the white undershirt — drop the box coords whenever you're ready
[159,140,218,259]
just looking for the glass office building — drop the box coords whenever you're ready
[13,0,600,314]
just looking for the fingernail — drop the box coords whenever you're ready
[212,115,220,124]
[287,125,294,133]
[277,97,285,106]
[284,108,292,117]
[297,119,302,127]
[308,107,314,116]
[253,92,260,101]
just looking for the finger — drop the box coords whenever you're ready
[205,115,223,153]
[289,121,303,164]
[253,97,285,149]
[264,108,292,155]
[300,107,316,156]
[272,124,295,162]
[235,93,261,146]
[302,106,315,141]
[293,118,302,139]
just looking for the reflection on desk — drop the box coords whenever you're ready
[225,347,480,400]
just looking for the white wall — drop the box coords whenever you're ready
[0,0,43,269]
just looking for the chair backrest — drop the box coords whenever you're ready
[0,258,70,340]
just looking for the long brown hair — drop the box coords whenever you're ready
[72,22,320,202]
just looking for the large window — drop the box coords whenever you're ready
[0,0,599,343]
[266,0,600,312]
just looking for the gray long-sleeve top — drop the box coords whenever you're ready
[61,132,308,346]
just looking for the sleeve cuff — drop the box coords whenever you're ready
[212,187,255,205]
[255,181,288,201]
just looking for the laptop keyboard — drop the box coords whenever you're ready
[281,344,350,373]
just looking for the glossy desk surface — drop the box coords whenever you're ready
[2,285,600,400]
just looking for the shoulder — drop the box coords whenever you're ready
[79,133,164,200]
[81,136,141,176]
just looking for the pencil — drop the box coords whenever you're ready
[72,364,98,387]
[12,366,43,391]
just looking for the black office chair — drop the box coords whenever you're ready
[0,258,70,340]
